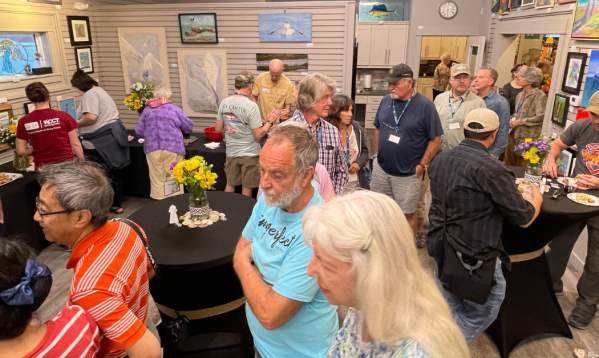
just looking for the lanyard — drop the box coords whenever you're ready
[515,93,529,117]
[392,97,412,127]
[448,93,465,119]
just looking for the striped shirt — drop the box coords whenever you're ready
[25,305,100,358]
[290,110,348,194]
[67,220,151,358]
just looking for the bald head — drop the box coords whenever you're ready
[269,59,284,83]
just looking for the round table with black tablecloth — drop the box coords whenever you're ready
[129,191,255,357]
[487,166,599,357]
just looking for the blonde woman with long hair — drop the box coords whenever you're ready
[304,191,469,358]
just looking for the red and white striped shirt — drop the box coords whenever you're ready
[67,220,151,358]
[25,305,100,357]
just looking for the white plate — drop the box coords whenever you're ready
[567,192,599,207]
[0,172,24,186]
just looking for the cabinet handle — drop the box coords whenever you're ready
[386,49,389,64]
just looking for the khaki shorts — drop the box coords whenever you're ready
[146,150,184,200]
[225,156,260,188]
[370,160,422,214]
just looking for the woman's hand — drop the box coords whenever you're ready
[509,117,521,128]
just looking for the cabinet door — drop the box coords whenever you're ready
[370,27,389,66]
[440,37,456,60]
[454,37,468,63]
[387,25,408,65]
[421,36,441,59]
[356,26,372,67]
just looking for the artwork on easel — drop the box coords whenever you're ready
[177,49,228,117]
[259,13,312,42]
[117,27,171,93]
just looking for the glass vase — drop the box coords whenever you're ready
[189,190,210,221]
[13,153,29,171]
[524,162,542,184]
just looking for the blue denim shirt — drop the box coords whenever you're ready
[484,90,510,157]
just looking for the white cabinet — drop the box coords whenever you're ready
[357,23,409,68]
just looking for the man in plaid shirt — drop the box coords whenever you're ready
[288,73,348,194]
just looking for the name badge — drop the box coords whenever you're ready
[388,134,400,144]
[448,122,460,130]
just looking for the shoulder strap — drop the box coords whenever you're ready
[115,218,157,271]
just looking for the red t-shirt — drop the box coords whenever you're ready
[24,305,101,357]
[16,108,78,168]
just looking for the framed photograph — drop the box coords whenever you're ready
[23,102,36,114]
[67,16,92,46]
[75,47,94,73]
[562,52,587,94]
[558,149,574,177]
[552,93,569,127]
[259,13,312,42]
[58,98,78,119]
[178,13,218,44]
[256,53,308,72]
[521,0,535,7]
[535,0,555,8]
[573,0,599,39]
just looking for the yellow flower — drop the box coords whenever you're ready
[8,124,16,134]
[524,138,533,143]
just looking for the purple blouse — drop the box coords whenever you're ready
[135,103,193,155]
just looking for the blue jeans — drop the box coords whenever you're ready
[440,260,506,341]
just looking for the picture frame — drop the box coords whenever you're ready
[535,0,555,9]
[510,0,523,8]
[67,16,92,46]
[521,0,535,7]
[572,0,599,39]
[259,13,312,42]
[178,13,218,44]
[551,93,569,127]
[557,0,576,3]
[0,104,14,127]
[27,0,62,4]
[58,98,78,119]
[23,102,36,114]
[75,47,94,73]
[558,149,574,177]
[562,52,587,94]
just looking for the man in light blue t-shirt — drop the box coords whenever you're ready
[215,72,273,197]
[233,125,338,358]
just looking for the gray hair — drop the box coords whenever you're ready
[297,73,336,112]
[479,66,499,86]
[153,86,172,99]
[267,125,319,175]
[523,67,543,88]
[38,160,113,228]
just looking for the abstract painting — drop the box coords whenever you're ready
[551,93,569,127]
[259,13,312,42]
[582,50,599,107]
[117,27,170,93]
[67,16,91,46]
[179,13,218,44]
[256,53,308,72]
[75,47,93,74]
[58,98,78,119]
[358,0,409,21]
[562,52,587,94]
[572,0,599,39]
[177,49,228,117]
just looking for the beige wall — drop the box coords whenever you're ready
[0,0,101,163]
[91,1,356,130]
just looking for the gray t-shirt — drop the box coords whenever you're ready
[560,119,599,175]
[79,86,119,135]
[217,94,262,158]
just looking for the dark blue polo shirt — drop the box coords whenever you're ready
[375,93,443,176]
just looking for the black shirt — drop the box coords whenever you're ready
[428,139,535,256]
[501,82,523,115]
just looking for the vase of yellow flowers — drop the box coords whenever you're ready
[171,156,218,221]
[514,137,551,184]
[0,119,28,170]
[123,80,154,113]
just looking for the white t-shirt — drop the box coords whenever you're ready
[79,86,119,135]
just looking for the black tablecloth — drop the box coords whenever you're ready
[124,131,227,198]
[503,167,599,254]
[0,162,45,251]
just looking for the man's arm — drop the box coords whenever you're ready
[416,136,441,178]
[372,128,379,157]
[214,119,224,134]
[489,103,510,157]
[78,113,98,128]
[519,185,542,228]
[252,121,274,140]
[15,138,32,156]
[233,238,302,330]
[542,138,568,178]
[125,330,161,358]
[68,130,84,159]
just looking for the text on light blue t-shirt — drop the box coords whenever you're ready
[241,190,338,358]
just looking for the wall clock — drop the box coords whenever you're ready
[439,1,458,19]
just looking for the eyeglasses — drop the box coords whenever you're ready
[35,197,71,217]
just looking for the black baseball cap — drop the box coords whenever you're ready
[384,64,414,83]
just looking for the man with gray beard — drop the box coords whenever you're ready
[233,125,337,358]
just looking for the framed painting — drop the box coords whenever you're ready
[58,98,78,119]
[562,52,587,94]
[117,27,171,93]
[256,53,308,72]
[75,46,93,74]
[23,102,36,114]
[551,93,570,127]
[557,0,576,3]
[177,48,228,117]
[259,13,312,42]
[582,50,599,107]
[358,0,409,21]
[67,16,92,46]
[521,0,535,7]
[559,149,574,177]
[28,0,62,4]
[535,0,555,8]
[510,0,523,8]
[179,13,218,44]
[572,0,599,39]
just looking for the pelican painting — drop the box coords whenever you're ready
[259,13,312,42]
